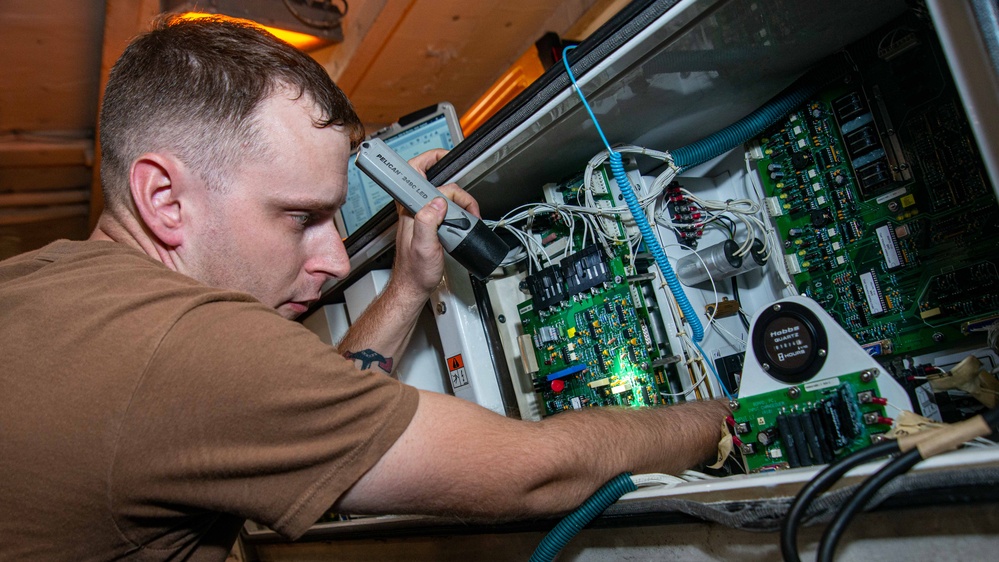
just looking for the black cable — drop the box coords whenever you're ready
[816,447,922,562]
[729,277,751,332]
[816,407,999,562]
[779,440,899,562]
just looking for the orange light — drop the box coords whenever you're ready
[178,12,332,51]
[460,48,546,135]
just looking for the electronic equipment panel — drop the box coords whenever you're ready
[754,14,999,361]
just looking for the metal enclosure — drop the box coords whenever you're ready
[279,0,999,550]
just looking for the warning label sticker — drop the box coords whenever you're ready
[447,354,468,389]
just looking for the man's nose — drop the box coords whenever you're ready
[306,224,351,281]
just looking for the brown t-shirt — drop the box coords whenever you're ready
[0,240,419,561]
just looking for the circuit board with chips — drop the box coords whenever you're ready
[731,371,892,473]
[517,249,682,415]
[515,166,685,416]
[754,16,999,359]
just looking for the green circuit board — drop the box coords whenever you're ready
[516,171,684,417]
[518,256,674,415]
[732,371,891,473]
[755,18,999,358]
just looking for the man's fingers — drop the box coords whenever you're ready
[438,184,481,218]
[412,197,447,250]
[408,149,449,178]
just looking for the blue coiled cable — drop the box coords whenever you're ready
[529,473,637,562]
[562,45,706,345]
[608,150,706,342]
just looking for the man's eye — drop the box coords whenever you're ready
[291,213,313,226]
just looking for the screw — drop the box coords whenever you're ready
[788,387,801,399]
[860,368,877,383]
[818,349,827,357]
[772,304,782,312]
[729,399,740,411]
[497,314,506,324]
[762,362,771,371]
[437,302,447,315]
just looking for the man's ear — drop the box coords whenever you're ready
[130,153,186,248]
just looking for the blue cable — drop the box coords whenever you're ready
[529,473,637,562]
[693,340,733,400]
[530,47,740,562]
[562,45,705,344]
[670,80,821,170]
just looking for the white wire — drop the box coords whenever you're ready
[630,470,719,489]
[484,146,678,275]
[680,469,718,480]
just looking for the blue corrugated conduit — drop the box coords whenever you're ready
[529,473,637,562]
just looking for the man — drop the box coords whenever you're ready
[0,16,729,561]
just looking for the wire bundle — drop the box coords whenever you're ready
[780,408,999,562]
[484,145,676,275]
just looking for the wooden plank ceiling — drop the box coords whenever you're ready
[0,0,626,260]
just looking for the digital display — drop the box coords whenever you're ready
[341,114,456,236]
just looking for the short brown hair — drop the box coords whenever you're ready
[99,15,364,210]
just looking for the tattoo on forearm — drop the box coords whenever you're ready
[343,349,394,373]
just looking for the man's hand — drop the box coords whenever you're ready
[336,149,480,370]
[391,150,480,302]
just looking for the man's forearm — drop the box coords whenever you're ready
[337,276,429,374]
[337,391,730,518]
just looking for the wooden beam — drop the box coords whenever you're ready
[0,166,94,192]
[0,140,94,168]
[318,0,388,82]
[0,190,90,208]
[326,0,418,98]
[563,0,630,40]
[89,0,161,230]
[0,205,90,226]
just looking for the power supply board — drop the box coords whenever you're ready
[755,15,999,359]
[731,371,892,473]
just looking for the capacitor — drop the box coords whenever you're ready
[732,238,768,276]
[676,239,743,286]
[757,428,777,446]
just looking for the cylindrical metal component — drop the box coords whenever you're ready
[675,239,742,286]
[733,238,768,275]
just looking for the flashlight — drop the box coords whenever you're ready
[355,138,508,279]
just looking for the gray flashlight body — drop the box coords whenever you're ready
[355,138,508,279]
